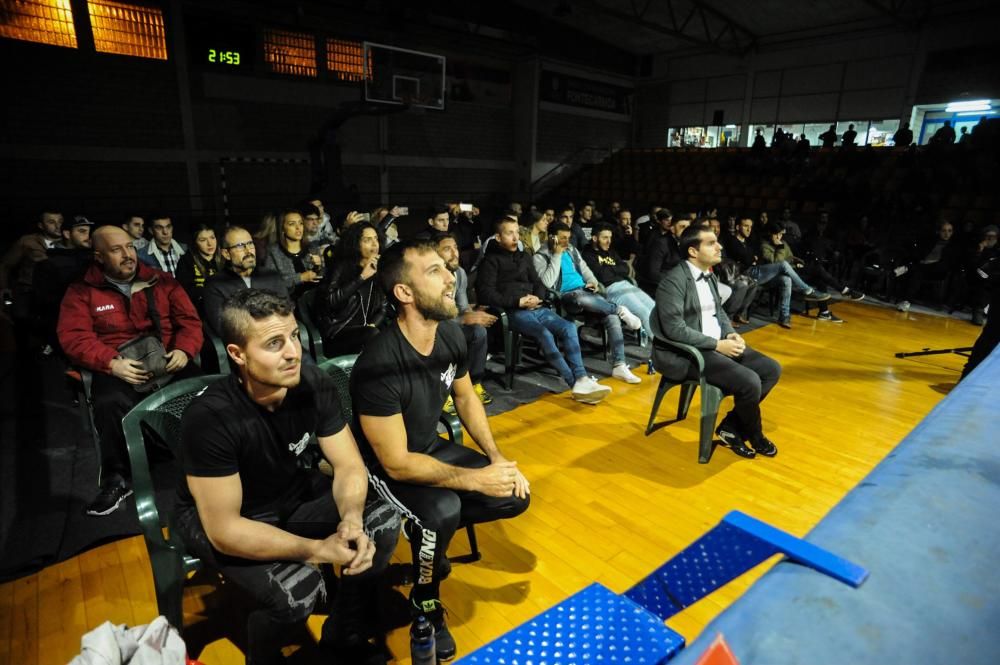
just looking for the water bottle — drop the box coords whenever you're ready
[410,614,436,665]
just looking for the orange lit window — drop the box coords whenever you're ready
[87,0,166,59]
[326,38,371,82]
[0,0,78,49]
[264,28,316,77]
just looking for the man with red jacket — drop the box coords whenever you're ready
[58,226,203,516]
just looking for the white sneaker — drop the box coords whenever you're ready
[612,363,642,384]
[617,305,643,331]
[893,266,909,277]
[572,376,612,404]
[897,300,911,312]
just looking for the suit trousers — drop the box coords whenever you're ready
[696,346,781,441]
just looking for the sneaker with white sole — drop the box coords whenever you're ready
[897,300,911,312]
[611,363,642,384]
[817,311,844,323]
[86,479,133,516]
[617,305,643,331]
[571,376,612,404]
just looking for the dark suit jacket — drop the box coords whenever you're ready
[652,262,735,381]
[202,269,285,336]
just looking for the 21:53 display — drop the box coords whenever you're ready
[208,49,241,65]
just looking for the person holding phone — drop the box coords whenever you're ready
[267,208,322,301]
[314,222,386,354]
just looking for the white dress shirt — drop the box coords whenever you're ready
[687,261,722,340]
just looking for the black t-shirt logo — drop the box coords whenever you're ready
[440,362,457,390]
[288,432,310,456]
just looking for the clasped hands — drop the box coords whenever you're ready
[475,456,530,500]
[716,332,746,358]
[313,519,376,575]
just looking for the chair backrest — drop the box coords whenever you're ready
[317,354,359,420]
[297,288,327,363]
[122,375,228,539]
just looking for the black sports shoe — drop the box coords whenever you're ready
[803,289,831,302]
[412,598,457,661]
[715,424,756,459]
[751,435,778,457]
[86,479,133,516]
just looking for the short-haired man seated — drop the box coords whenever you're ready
[353,240,531,662]
[583,223,656,340]
[58,225,203,516]
[433,231,496,411]
[534,222,643,384]
[477,218,613,403]
[175,289,400,664]
[654,226,783,459]
[202,225,285,336]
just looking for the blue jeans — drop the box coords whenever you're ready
[507,307,586,387]
[560,288,625,365]
[749,261,814,320]
[604,280,654,340]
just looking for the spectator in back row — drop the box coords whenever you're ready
[761,223,847,323]
[175,223,222,313]
[636,208,677,294]
[613,208,640,261]
[268,208,323,300]
[34,216,94,351]
[58,225,202,516]
[121,215,148,251]
[519,210,550,255]
[314,222,387,355]
[534,222,643,385]
[202,226,285,336]
[0,210,64,313]
[137,215,186,277]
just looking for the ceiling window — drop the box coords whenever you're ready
[0,0,78,49]
[88,0,167,60]
[264,28,316,77]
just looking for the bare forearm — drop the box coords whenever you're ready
[455,393,501,461]
[331,462,368,525]
[383,451,476,490]
[209,516,321,562]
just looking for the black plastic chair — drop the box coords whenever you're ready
[645,313,723,464]
[122,374,228,630]
[318,354,481,563]
[296,288,328,363]
[199,324,231,375]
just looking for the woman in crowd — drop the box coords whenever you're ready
[175,223,222,312]
[519,210,550,254]
[313,222,387,354]
[253,211,278,268]
[267,208,323,300]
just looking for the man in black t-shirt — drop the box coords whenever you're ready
[175,288,399,665]
[353,239,531,662]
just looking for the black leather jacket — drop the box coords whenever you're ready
[315,262,387,342]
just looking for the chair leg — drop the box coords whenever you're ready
[676,383,696,420]
[149,549,185,630]
[645,376,673,436]
[449,525,483,564]
[698,385,723,464]
[503,326,515,390]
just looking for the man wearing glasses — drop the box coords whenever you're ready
[203,226,285,336]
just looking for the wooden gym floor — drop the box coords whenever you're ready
[0,301,980,664]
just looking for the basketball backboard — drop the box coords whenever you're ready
[363,41,446,110]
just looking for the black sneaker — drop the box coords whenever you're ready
[817,311,844,323]
[86,479,133,516]
[751,435,778,457]
[803,289,831,302]
[412,599,457,661]
[715,424,755,459]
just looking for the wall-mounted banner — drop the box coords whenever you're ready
[540,69,632,115]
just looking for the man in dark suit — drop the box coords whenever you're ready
[203,225,285,336]
[653,225,783,459]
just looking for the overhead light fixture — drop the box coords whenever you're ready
[956,110,994,116]
[945,99,991,113]
[725,124,737,128]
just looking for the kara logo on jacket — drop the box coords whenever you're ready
[95,304,116,313]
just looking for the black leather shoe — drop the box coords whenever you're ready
[716,426,756,459]
[751,435,778,457]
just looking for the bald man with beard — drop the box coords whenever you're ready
[58,225,203,516]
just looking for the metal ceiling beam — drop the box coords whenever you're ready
[857,0,928,30]
[574,0,757,56]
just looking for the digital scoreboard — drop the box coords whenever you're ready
[185,14,253,70]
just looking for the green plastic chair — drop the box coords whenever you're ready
[122,374,228,630]
[644,313,724,464]
[199,323,231,376]
[296,288,328,363]
[318,355,481,563]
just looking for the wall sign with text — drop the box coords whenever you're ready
[540,70,632,115]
